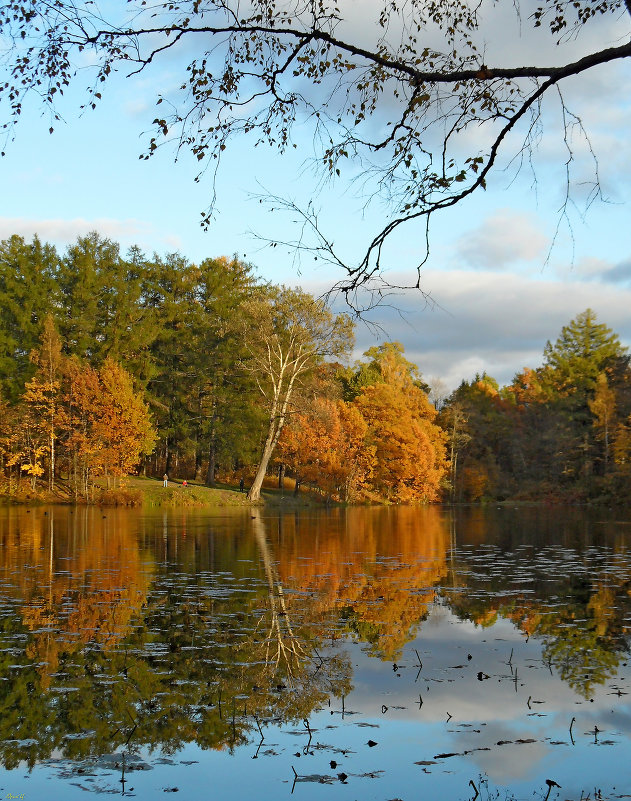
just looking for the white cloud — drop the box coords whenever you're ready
[124,99,151,117]
[455,210,549,270]
[316,266,631,392]
[0,217,182,253]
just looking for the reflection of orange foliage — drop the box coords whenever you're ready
[516,610,542,637]
[588,585,616,637]
[274,506,450,658]
[0,507,153,686]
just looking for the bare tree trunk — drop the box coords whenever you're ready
[206,433,216,486]
[248,387,291,501]
[49,433,55,492]
[247,435,275,501]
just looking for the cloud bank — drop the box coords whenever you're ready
[0,217,182,253]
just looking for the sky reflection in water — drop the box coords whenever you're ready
[0,504,629,800]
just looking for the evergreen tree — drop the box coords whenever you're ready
[57,233,116,359]
[541,310,629,482]
[543,309,628,403]
[0,235,59,400]
[144,251,198,475]
[440,374,512,501]
[187,256,263,483]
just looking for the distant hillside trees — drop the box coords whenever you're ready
[440,310,631,503]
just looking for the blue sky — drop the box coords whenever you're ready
[1,1,630,390]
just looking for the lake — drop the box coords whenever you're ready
[0,504,629,800]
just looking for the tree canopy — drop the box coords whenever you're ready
[1,1,629,306]
[440,310,631,502]
[1,230,631,507]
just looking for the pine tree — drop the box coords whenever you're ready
[542,310,629,481]
[0,235,59,401]
[543,309,628,401]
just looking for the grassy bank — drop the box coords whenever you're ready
[127,476,252,508]
[0,475,326,509]
[132,477,328,509]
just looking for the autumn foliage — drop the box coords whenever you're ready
[278,343,447,503]
[279,397,373,501]
[4,316,155,498]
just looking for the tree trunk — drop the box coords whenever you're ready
[450,418,457,503]
[49,432,55,492]
[247,437,275,501]
[206,438,216,486]
[165,437,174,476]
[247,393,290,501]
[195,450,204,482]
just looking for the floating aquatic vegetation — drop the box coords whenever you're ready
[0,505,628,799]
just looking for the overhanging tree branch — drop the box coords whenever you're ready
[1,0,629,305]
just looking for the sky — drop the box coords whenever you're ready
[1,0,630,391]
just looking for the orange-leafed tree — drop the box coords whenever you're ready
[63,357,103,495]
[279,397,374,501]
[355,382,446,502]
[352,343,447,503]
[96,358,156,481]
[63,357,156,493]
[6,415,47,491]
[25,316,64,490]
[7,316,64,491]
[589,372,617,473]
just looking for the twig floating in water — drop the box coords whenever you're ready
[543,778,561,801]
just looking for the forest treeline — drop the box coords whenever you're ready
[1,232,629,504]
[444,309,631,503]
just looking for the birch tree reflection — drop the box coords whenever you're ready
[252,508,304,676]
[0,506,352,768]
[249,508,352,724]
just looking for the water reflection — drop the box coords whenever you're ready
[0,505,629,800]
[0,506,352,771]
[445,508,631,698]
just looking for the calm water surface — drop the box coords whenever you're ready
[0,504,630,800]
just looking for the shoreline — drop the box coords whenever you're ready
[0,475,328,509]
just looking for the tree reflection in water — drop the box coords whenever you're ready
[0,506,353,770]
[0,505,629,799]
